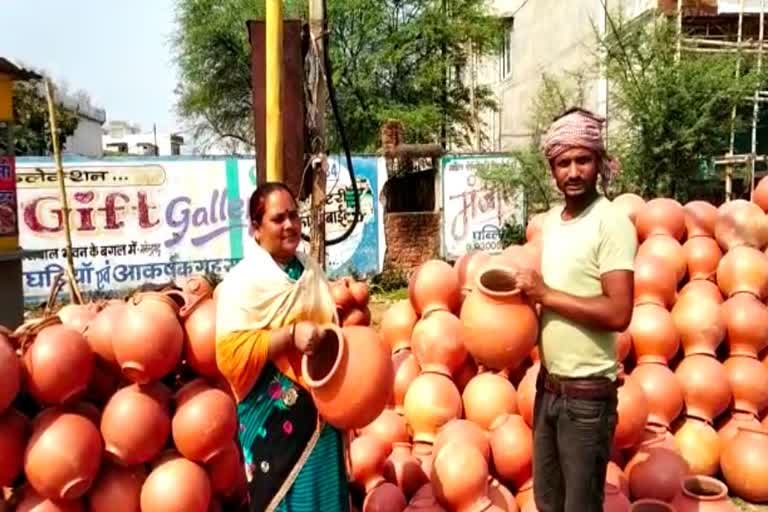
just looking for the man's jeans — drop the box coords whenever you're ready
[532,371,618,512]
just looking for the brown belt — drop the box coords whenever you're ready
[540,367,617,400]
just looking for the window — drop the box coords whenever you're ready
[499,17,514,81]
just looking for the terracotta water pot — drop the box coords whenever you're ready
[487,478,518,512]
[613,193,646,223]
[634,254,677,308]
[716,245,768,299]
[0,408,28,487]
[613,369,649,450]
[630,363,683,429]
[624,432,689,502]
[462,371,517,430]
[56,303,101,335]
[677,279,723,304]
[723,355,768,417]
[88,464,146,512]
[720,426,768,503]
[754,176,768,212]
[390,349,421,413]
[351,434,391,492]
[24,410,103,500]
[403,372,462,444]
[453,357,479,394]
[489,414,533,489]
[603,483,631,512]
[303,325,394,430]
[717,410,761,444]
[14,486,84,512]
[206,440,246,498]
[674,354,731,425]
[684,200,718,239]
[516,363,539,428]
[682,236,722,281]
[715,198,768,251]
[628,303,680,365]
[722,292,768,357]
[431,441,492,512]
[140,456,211,512]
[673,416,721,476]
[406,484,447,511]
[381,300,419,353]
[361,408,410,448]
[670,293,724,357]
[331,280,355,313]
[383,442,428,500]
[342,307,372,327]
[635,198,686,242]
[637,235,686,283]
[455,251,492,299]
[363,481,408,512]
[83,301,126,366]
[182,296,220,378]
[433,419,491,462]
[112,292,184,384]
[629,500,675,512]
[350,280,371,307]
[460,267,538,370]
[606,461,630,497]
[515,478,533,510]
[411,311,467,376]
[0,333,19,413]
[670,475,737,512]
[409,260,461,316]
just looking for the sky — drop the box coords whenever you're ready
[0,0,181,133]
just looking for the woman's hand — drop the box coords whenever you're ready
[292,321,322,355]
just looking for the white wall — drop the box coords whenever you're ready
[64,116,104,157]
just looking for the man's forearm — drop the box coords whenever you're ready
[539,288,632,332]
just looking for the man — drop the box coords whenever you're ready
[512,107,637,512]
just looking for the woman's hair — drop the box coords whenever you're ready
[248,182,296,227]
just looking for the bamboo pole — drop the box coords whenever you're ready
[44,79,81,304]
[751,1,766,200]
[308,0,327,268]
[726,0,746,202]
[266,0,283,183]
[676,0,683,63]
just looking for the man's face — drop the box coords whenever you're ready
[551,147,599,199]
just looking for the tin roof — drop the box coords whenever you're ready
[0,57,42,81]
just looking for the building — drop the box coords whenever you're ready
[60,92,107,158]
[103,120,184,156]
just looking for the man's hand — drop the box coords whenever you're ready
[293,321,322,355]
[512,267,549,304]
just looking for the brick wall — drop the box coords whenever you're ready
[384,212,441,277]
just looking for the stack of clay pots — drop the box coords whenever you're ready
[331,277,372,326]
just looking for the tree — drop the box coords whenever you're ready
[172,0,502,153]
[9,80,79,156]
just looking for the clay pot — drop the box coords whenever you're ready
[172,380,238,463]
[343,307,372,327]
[634,254,677,308]
[15,486,83,512]
[24,324,94,405]
[0,333,19,413]
[637,235,686,283]
[303,325,394,430]
[24,410,103,500]
[206,441,246,498]
[716,245,768,299]
[350,281,370,307]
[613,370,649,450]
[88,464,146,512]
[83,301,125,366]
[624,432,689,502]
[101,383,171,466]
[407,484,447,511]
[381,301,419,353]
[673,416,721,476]
[140,457,211,512]
[112,292,184,384]
[670,475,737,512]
[431,441,491,512]
[515,478,533,510]
[670,293,724,357]
[722,292,768,357]
[629,500,675,512]
[677,279,723,304]
[715,198,768,251]
[433,419,491,462]
[383,442,429,500]
[452,357,479,394]
[56,303,101,335]
[718,410,762,444]
[363,481,408,511]
[674,354,731,424]
[724,355,768,417]
[720,426,768,503]
[412,442,435,476]
[613,193,646,223]
[606,461,629,497]
[516,363,539,428]
[455,251,492,299]
[351,434,391,492]
[391,349,421,413]
[0,408,28,486]
[628,303,680,365]
[460,267,538,371]
[684,200,718,239]
[754,176,768,212]
[403,372,462,444]
[486,478,517,512]
[411,311,467,376]
[409,260,461,316]
[630,363,683,429]
[331,280,355,313]
[462,371,517,430]
[361,409,410,448]
[635,198,686,241]
[488,414,533,489]
[682,236,722,281]
[182,297,219,378]
[604,483,631,512]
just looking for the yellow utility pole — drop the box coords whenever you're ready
[266,0,283,182]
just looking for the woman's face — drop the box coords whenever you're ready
[254,189,301,263]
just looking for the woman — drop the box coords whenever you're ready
[215,182,350,512]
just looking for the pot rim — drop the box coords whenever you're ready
[679,475,727,502]
[475,266,521,300]
[301,324,346,389]
[629,498,675,512]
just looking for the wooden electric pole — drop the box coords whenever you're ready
[308,0,328,268]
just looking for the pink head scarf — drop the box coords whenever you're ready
[540,108,620,185]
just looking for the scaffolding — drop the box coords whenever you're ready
[677,0,768,201]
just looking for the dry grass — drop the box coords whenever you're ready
[732,497,768,511]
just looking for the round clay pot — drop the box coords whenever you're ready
[670,475,737,512]
[674,354,732,424]
[634,254,677,308]
[403,372,462,444]
[390,349,421,413]
[716,245,768,299]
[381,300,419,353]
[723,355,768,417]
[637,235,686,283]
[673,416,721,476]
[613,370,649,450]
[0,333,19,414]
[363,481,408,511]
[613,193,646,223]
[604,483,631,512]
[489,414,533,489]
[383,442,428,500]
[409,260,461,316]
[606,460,629,497]
[684,200,718,239]
[14,485,84,512]
[411,311,467,376]
[460,267,538,370]
[718,410,761,444]
[715,198,768,251]
[0,408,28,487]
[407,483,447,511]
[140,457,211,512]
[630,363,683,429]
[182,297,220,378]
[516,363,539,428]
[349,280,370,307]
[754,176,768,213]
[433,419,490,462]
[624,433,689,502]
[351,434,391,492]
[629,500,675,512]
[206,440,246,498]
[461,371,517,430]
[303,325,394,430]
[677,279,723,304]
[88,464,146,512]
[331,280,355,314]
[452,357,478,394]
[515,478,533,511]
[361,408,410,448]
[628,303,680,365]
[720,426,768,503]
[57,303,100,335]
[670,293,724,357]
[430,441,491,512]
[635,198,686,241]
[455,251,492,299]
[682,236,722,281]
[722,292,768,357]
[486,478,517,512]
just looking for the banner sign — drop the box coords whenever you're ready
[0,155,19,242]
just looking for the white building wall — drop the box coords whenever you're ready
[64,116,104,157]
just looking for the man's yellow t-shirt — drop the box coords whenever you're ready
[538,196,638,381]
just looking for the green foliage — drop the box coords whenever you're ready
[599,10,767,202]
[370,268,409,292]
[498,217,525,248]
[10,81,79,156]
